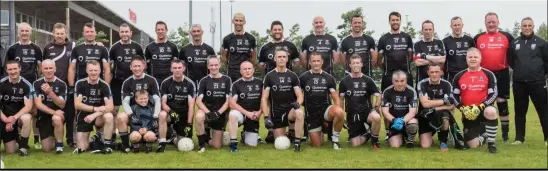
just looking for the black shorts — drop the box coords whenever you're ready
[111,77,125,106]
[387,122,408,139]
[381,72,414,91]
[207,112,227,131]
[76,110,96,132]
[240,116,260,133]
[271,106,293,129]
[37,112,55,140]
[346,108,374,139]
[492,68,510,99]
[305,105,331,131]
[1,119,19,143]
[462,112,486,141]
[418,110,451,135]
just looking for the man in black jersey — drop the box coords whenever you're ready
[33,59,67,154]
[0,60,34,156]
[145,21,179,84]
[195,57,232,153]
[339,15,378,76]
[109,23,145,114]
[222,13,257,81]
[261,49,305,152]
[381,71,419,148]
[413,20,446,84]
[299,52,345,150]
[442,17,475,82]
[117,56,161,153]
[158,59,196,152]
[5,23,43,149]
[227,61,262,152]
[339,54,382,149]
[416,64,455,152]
[42,23,78,147]
[180,24,216,84]
[69,23,110,87]
[301,16,339,74]
[259,21,300,73]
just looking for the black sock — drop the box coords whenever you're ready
[198,134,208,147]
[230,138,237,144]
[120,132,129,148]
[501,120,509,138]
[205,128,211,139]
[294,138,301,145]
[20,136,30,149]
[104,139,112,148]
[439,130,449,143]
[485,119,499,144]
[112,133,117,142]
[371,134,379,143]
[33,135,40,144]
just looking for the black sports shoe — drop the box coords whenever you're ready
[406,142,414,148]
[72,148,85,154]
[156,144,166,153]
[293,143,301,152]
[132,144,140,153]
[103,147,113,154]
[145,146,153,153]
[265,131,275,143]
[56,147,63,154]
[18,148,29,156]
[488,143,497,153]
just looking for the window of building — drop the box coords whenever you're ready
[0,10,9,26]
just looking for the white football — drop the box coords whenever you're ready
[177,137,194,152]
[274,136,291,150]
[222,131,231,146]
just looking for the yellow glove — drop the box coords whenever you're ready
[465,105,480,121]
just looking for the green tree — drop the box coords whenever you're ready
[249,30,269,48]
[167,26,190,50]
[76,31,109,45]
[336,7,365,40]
[536,22,548,40]
[287,23,304,52]
[511,21,521,38]
[402,21,418,39]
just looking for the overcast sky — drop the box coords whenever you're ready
[103,0,548,50]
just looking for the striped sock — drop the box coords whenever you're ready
[478,134,485,145]
[485,119,498,143]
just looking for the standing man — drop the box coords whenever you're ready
[413,20,446,84]
[180,24,216,84]
[69,23,110,90]
[33,59,67,154]
[222,13,257,82]
[0,60,34,156]
[474,12,514,142]
[5,22,43,149]
[509,17,548,145]
[227,61,263,152]
[145,21,179,84]
[259,20,300,73]
[117,56,161,153]
[442,17,475,82]
[299,52,345,150]
[339,15,377,76]
[158,59,196,152]
[452,47,499,153]
[72,61,115,154]
[195,57,232,153]
[261,49,305,152]
[339,54,382,149]
[109,23,144,116]
[43,23,77,148]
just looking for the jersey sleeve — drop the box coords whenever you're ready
[34,45,43,64]
[108,44,117,62]
[413,42,425,61]
[144,45,152,73]
[503,32,515,67]
[137,44,145,57]
[249,34,257,50]
[468,36,476,49]
[171,44,179,60]
[222,35,230,50]
[292,72,301,89]
[301,37,308,53]
[452,72,464,107]
[102,82,112,99]
[330,36,338,52]
[442,81,455,105]
[416,81,427,97]
[366,77,381,95]
[339,38,348,54]
[298,73,307,89]
[206,46,216,57]
[263,74,271,90]
[23,81,33,100]
[327,74,337,93]
[58,82,68,101]
[377,36,386,54]
[406,34,414,52]
[225,77,232,98]
[33,81,42,99]
[121,79,132,98]
[150,78,160,97]
[258,44,267,64]
[338,78,346,97]
[101,47,109,63]
[437,40,446,56]
[408,89,418,108]
[71,46,78,63]
[483,70,498,106]
[189,80,197,98]
[160,79,169,97]
[367,37,377,51]
[289,43,300,62]
[197,78,207,98]
[381,90,391,107]
[230,82,239,99]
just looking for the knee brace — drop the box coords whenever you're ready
[406,123,419,134]
[497,101,509,117]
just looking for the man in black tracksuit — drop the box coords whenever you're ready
[509,17,548,145]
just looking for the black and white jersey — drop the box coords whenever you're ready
[197,74,232,111]
[339,34,376,76]
[416,78,453,106]
[33,77,67,110]
[381,85,417,118]
[223,32,257,71]
[144,41,179,78]
[43,40,76,82]
[259,40,299,72]
[231,77,263,111]
[413,39,446,81]
[339,73,380,114]
[5,42,43,81]
[71,42,109,80]
[301,34,338,72]
[0,76,33,116]
[179,42,216,83]
[74,78,112,107]
[377,32,414,74]
[299,70,336,109]
[160,76,196,114]
[263,68,300,109]
[109,40,144,80]
[442,35,475,73]
[121,74,160,106]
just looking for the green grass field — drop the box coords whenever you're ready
[2,97,547,169]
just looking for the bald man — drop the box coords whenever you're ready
[222,13,257,82]
[300,16,339,142]
[227,61,263,152]
[5,22,44,149]
[33,59,67,154]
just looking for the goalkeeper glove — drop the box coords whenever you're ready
[184,124,192,137]
[391,117,404,131]
[264,117,274,129]
[290,102,300,110]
